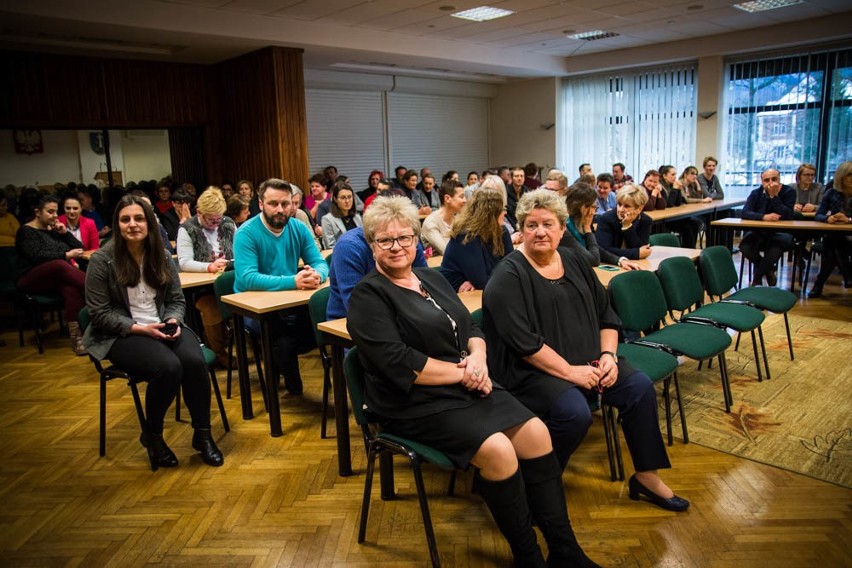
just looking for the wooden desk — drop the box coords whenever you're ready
[427,255,442,268]
[221,282,329,435]
[179,271,219,289]
[318,289,481,477]
[593,245,701,287]
[646,197,746,224]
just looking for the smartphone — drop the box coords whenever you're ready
[161,322,178,336]
[598,265,620,272]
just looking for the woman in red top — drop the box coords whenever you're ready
[58,195,99,251]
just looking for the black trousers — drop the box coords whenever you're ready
[107,326,211,433]
[815,233,852,286]
[739,231,793,282]
[245,305,316,384]
[668,218,702,249]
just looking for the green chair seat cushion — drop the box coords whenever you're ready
[201,345,216,367]
[617,343,679,381]
[685,303,765,331]
[645,323,731,359]
[378,433,455,469]
[727,287,797,313]
[30,293,63,306]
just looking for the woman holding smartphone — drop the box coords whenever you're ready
[83,194,224,469]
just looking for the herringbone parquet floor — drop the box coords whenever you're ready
[1,267,850,567]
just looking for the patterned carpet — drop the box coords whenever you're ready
[663,313,852,488]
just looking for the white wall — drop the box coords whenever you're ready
[76,130,124,186]
[695,56,725,168]
[490,78,558,170]
[119,130,171,182]
[1,130,80,186]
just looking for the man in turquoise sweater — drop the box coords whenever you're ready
[234,178,328,394]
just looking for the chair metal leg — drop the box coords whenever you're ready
[734,331,741,352]
[99,376,108,456]
[718,354,732,412]
[225,326,234,399]
[210,368,230,433]
[672,371,688,443]
[601,404,617,481]
[358,445,378,543]
[411,460,442,568]
[128,382,156,472]
[249,332,269,412]
[783,312,794,360]
[447,470,457,497]
[320,345,332,439]
[750,330,763,382]
[758,325,771,380]
[662,377,673,446]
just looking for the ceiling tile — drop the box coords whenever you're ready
[220,0,302,14]
[271,0,382,21]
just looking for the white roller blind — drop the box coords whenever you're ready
[305,89,386,187]
[387,93,489,176]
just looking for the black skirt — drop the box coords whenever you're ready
[380,388,534,469]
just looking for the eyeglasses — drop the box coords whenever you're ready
[202,214,223,225]
[374,235,416,249]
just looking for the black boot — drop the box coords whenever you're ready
[519,453,600,568]
[477,469,547,568]
[192,428,224,467]
[140,431,178,470]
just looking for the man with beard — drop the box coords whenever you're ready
[233,178,328,395]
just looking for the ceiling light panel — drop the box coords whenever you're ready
[733,0,804,13]
[451,6,515,22]
[567,30,619,41]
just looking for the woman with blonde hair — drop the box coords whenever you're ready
[792,163,824,213]
[440,188,513,292]
[809,161,852,297]
[595,184,652,260]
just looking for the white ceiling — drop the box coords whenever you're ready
[1,0,850,80]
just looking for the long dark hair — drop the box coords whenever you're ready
[330,183,355,218]
[112,194,172,288]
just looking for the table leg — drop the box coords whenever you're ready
[330,342,353,476]
[233,314,253,420]
[261,317,283,437]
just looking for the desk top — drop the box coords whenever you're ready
[221,281,329,314]
[645,197,745,223]
[179,271,220,289]
[711,217,852,231]
[593,245,701,287]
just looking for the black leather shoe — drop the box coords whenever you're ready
[628,475,689,512]
[284,376,303,396]
[807,286,823,298]
[140,432,179,470]
[192,428,224,467]
[766,270,778,287]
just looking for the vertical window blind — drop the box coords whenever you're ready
[560,63,696,180]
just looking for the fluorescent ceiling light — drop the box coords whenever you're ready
[733,0,803,13]
[567,30,619,41]
[451,6,514,22]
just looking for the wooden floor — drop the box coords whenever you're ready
[1,257,850,567]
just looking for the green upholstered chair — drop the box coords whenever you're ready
[658,256,770,382]
[609,270,734,412]
[344,347,456,568]
[649,232,681,247]
[307,285,333,439]
[700,246,797,361]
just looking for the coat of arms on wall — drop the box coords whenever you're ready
[13,130,43,154]
[89,132,105,155]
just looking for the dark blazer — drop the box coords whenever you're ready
[594,208,651,260]
[82,240,185,360]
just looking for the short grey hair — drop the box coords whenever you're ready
[515,189,568,229]
[616,183,648,209]
[362,196,421,242]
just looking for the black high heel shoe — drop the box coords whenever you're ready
[192,428,224,467]
[140,432,179,471]
[628,474,689,512]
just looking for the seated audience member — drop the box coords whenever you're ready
[412,174,440,211]
[808,160,852,297]
[594,173,617,217]
[507,167,531,227]
[680,166,713,203]
[316,179,365,225]
[233,178,328,395]
[595,184,652,260]
[542,169,569,198]
[698,156,725,199]
[497,166,512,191]
[401,171,426,211]
[391,165,408,190]
[226,195,250,227]
[238,179,260,218]
[358,170,384,203]
[573,163,593,185]
[305,174,329,222]
[176,187,235,367]
[0,194,21,246]
[440,189,513,292]
[83,194,223,468]
[347,196,599,567]
[158,189,192,242]
[640,170,666,211]
[58,194,99,252]
[327,197,428,321]
[289,184,319,247]
[78,185,111,239]
[129,190,174,254]
[363,177,404,209]
[524,162,541,189]
[792,163,824,213]
[560,182,639,270]
[421,180,466,255]
[464,171,480,199]
[220,181,235,200]
[15,195,86,354]
[612,162,633,191]
[483,189,688,513]
[154,181,174,216]
[441,170,459,183]
[659,165,700,248]
[739,169,796,286]
[321,183,362,248]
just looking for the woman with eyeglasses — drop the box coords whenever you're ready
[792,163,824,213]
[440,188,513,292]
[321,183,362,248]
[347,196,598,567]
[176,187,236,367]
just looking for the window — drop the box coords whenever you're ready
[723,47,852,191]
[560,63,696,180]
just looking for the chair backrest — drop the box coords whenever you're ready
[213,270,237,320]
[649,232,681,247]
[78,305,91,332]
[657,257,705,313]
[470,308,483,328]
[343,346,370,430]
[608,270,668,332]
[699,246,739,298]
[307,286,332,346]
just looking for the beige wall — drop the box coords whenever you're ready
[695,56,725,170]
[490,77,558,170]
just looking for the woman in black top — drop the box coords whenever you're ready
[348,196,597,568]
[15,194,87,355]
[595,184,653,260]
[484,190,688,512]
